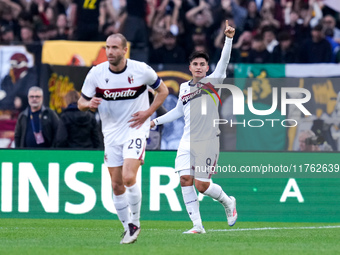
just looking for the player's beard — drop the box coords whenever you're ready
[108,54,124,66]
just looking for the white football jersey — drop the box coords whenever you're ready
[81,59,160,146]
[178,79,221,143]
[154,37,233,145]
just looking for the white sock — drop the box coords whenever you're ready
[203,183,233,208]
[181,186,202,227]
[126,183,141,227]
[112,192,130,231]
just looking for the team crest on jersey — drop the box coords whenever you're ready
[128,75,134,84]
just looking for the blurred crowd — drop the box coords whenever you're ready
[1,0,340,150]
[0,0,339,64]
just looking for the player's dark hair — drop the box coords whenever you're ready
[189,51,209,64]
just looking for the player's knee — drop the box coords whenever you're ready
[195,181,209,193]
[180,175,193,187]
[111,182,125,195]
[122,174,136,187]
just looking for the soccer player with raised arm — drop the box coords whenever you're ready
[78,33,168,243]
[151,20,237,233]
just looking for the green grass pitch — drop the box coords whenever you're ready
[0,218,339,255]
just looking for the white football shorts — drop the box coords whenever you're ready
[104,138,146,167]
[175,136,219,181]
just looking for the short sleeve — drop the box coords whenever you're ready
[81,67,97,99]
[144,64,161,90]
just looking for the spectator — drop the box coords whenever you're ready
[28,0,51,27]
[120,0,149,61]
[44,6,57,25]
[167,0,182,37]
[108,0,127,33]
[213,18,241,63]
[185,0,213,30]
[193,43,208,53]
[0,24,16,44]
[47,24,58,40]
[55,13,69,39]
[99,22,117,41]
[14,86,59,148]
[272,30,297,63]
[148,2,168,56]
[184,0,214,50]
[262,25,278,53]
[230,0,248,30]
[149,27,165,58]
[20,25,36,43]
[258,0,280,30]
[297,128,333,152]
[213,0,247,31]
[324,28,340,63]
[17,12,34,29]
[148,0,183,62]
[0,0,22,26]
[98,0,117,33]
[49,0,69,17]
[231,30,252,63]
[36,25,49,41]
[305,0,323,28]
[298,130,320,152]
[287,0,322,29]
[189,27,210,55]
[283,2,311,45]
[150,31,186,64]
[247,33,271,63]
[295,1,322,28]
[55,90,101,148]
[244,0,261,32]
[69,0,104,40]
[322,15,340,44]
[17,12,34,37]
[299,24,332,63]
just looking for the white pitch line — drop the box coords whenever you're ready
[209,225,340,232]
[1,225,340,232]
